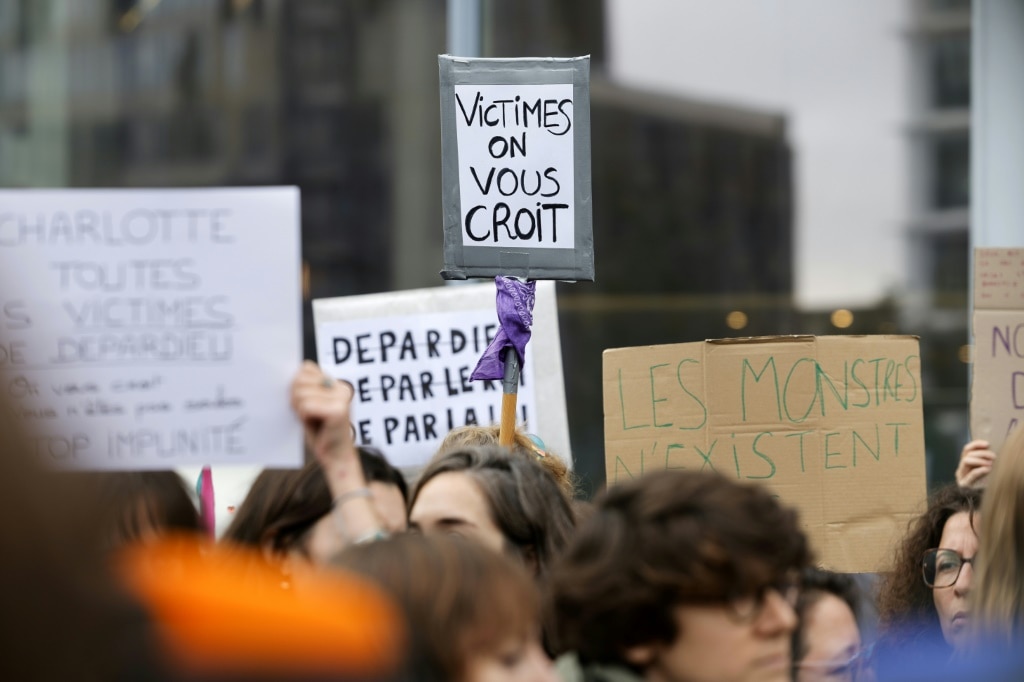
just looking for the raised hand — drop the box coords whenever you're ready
[955,439,996,488]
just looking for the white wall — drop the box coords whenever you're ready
[606,0,911,310]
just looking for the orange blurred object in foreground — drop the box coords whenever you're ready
[119,536,406,679]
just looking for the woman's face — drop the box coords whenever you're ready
[794,593,861,682]
[463,636,557,682]
[932,510,977,650]
[628,590,798,682]
[409,472,507,554]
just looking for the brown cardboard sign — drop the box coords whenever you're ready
[603,335,926,573]
[971,248,1024,450]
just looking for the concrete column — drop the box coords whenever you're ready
[971,0,1024,248]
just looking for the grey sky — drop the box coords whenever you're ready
[606,0,911,309]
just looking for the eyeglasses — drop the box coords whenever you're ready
[795,644,874,682]
[726,571,801,623]
[922,548,975,588]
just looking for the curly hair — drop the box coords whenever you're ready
[546,471,810,666]
[876,484,981,648]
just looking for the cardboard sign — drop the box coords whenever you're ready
[313,282,570,469]
[0,188,304,470]
[603,335,926,572]
[971,248,1024,450]
[438,55,594,281]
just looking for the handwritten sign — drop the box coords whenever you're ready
[439,55,594,281]
[0,188,304,470]
[603,335,926,572]
[971,248,1024,450]
[313,282,570,469]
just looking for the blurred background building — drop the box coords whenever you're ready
[0,0,981,494]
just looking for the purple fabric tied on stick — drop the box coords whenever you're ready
[470,276,536,381]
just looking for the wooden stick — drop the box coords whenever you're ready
[498,347,520,446]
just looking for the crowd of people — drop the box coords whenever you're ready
[3,359,1024,682]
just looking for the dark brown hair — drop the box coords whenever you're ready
[876,484,981,649]
[792,568,860,668]
[224,447,407,555]
[547,470,810,666]
[410,444,576,581]
[334,532,540,682]
[0,379,164,680]
[68,471,202,549]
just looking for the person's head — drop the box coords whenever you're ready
[334,532,556,682]
[877,484,981,653]
[548,470,810,682]
[223,447,408,563]
[0,379,165,681]
[409,445,575,580]
[973,426,1024,643]
[792,569,862,682]
[77,471,202,549]
[436,425,576,498]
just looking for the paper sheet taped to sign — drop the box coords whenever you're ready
[603,335,926,573]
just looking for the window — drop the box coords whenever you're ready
[931,134,969,209]
[928,232,969,296]
[930,34,970,109]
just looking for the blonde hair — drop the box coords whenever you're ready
[973,425,1024,643]
[435,424,576,498]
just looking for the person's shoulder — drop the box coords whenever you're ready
[871,635,1024,682]
[554,653,643,682]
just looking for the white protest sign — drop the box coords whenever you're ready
[438,56,594,281]
[313,282,570,469]
[0,188,304,470]
[455,83,575,249]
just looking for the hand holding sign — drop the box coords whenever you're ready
[955,439,996,488]
[291,361,359,464]
[290,361,383,543]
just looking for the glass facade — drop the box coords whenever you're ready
[907,0,972,482]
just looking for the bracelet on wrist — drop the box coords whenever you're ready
[332,487,372,508]
[352,529,390,545]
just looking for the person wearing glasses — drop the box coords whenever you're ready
[547,470,809,682]
[792,568,866,682]
[874,485,981,676]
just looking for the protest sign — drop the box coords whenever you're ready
[0,188,304,470]
[971,248,1024,450]
[603,335,926,572]
[438,55,594,281]
[313,282,570,469]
